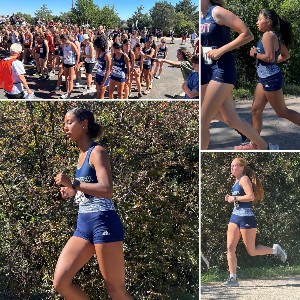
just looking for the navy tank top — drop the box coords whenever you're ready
[96,51,108,76]
[74,142,115,213]
[111,53,126,79]
[256,33,281,78]
[231,178,254,216]
[201,5,234,65]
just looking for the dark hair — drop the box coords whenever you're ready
[112,42,122,49]
[94,35,108,52]
[210,0,225,7]
[191,55,199,64]
[68,108,102,138]
[60,34,69,41]
[122,38,129,45]
[259,9,293,47]
[133,43,141,51]
[177,47,192,63]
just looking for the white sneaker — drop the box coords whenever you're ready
[60,93,68,99]
[273,244,287,262]
[268,143,280,150]
[156,75,160,79]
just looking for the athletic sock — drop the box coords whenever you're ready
[230,273,237,280]
[272,245,277,255]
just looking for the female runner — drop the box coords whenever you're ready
[235,9,300,150]
[223,157,287,287]
[54,108,132,299]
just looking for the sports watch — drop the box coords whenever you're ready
[72,179,81,190]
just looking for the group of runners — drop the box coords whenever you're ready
[0,17,199,99]
[201,0,300,150]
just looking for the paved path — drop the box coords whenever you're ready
[201,276,300,299]
[0,38,195,100]
[209,97,300,150]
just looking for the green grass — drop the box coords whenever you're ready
[233,83,300,100]
[202,265,300,283]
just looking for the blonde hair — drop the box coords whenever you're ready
[233,158,264,201]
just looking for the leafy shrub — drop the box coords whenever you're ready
[0,101,199,299]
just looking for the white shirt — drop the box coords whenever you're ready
[4,57,25,94]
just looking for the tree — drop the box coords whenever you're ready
[34,4,53,21]
[174,11,196,35]
[70,0,99,27]
[97,5,121,29]
[150,1,175,34]
[127,6,153,30]
[15,12,33,24]
[175,0,199,33]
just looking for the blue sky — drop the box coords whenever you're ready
[0,0,199,20]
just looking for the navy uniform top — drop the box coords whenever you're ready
[231,178,254,216]
[74,142,115,213]
[256,32,281,78]
[111,53,126,79]
[201,5,235,65]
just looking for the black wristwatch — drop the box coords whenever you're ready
[72,179,81,190]
[253,52,258,58]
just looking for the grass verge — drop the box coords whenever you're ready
[202,265,300,283]
[233,83,300,100]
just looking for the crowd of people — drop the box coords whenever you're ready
[0,15,199,99]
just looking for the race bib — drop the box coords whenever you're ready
[202,47,213,65]
[112,65,124,78]
[40,48,43,54]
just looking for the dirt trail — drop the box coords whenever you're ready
[201,276,300,299]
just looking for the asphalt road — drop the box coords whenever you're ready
[208,97,300,150]
[0,38,195,100]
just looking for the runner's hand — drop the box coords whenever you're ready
[60,187,76,199]
[55,173,72,188]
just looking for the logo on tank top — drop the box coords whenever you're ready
[201,23,211,33]
[102,231,110,236]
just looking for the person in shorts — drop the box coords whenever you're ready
[54,108,132,299]
[223,157,287,287]
[235,9,300,150]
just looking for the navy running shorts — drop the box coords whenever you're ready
[73,210,124,244]
[84,62,95,74]
[229,214,257,229]
[258,72,283,92]
[96,74,110,86]
[110,75,126,83]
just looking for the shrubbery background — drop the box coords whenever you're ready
[201,152,300,273]
[0,101,199,299]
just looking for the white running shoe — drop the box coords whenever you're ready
[273,244,287,262]
[60,93,68,99]
[268,143,280,150]
[222,277,240,287]
[156,75,160,79]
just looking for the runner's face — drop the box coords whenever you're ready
[64,112,86,142]
[231,160,244,178]
[256,14,271,32]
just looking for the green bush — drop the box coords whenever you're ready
[0,101,199,299]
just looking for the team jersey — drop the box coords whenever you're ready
[111,53,126,79]
[201,5,234,65]
[256,32,281,78]
[74,142,115,213]
[96,51,109,76]
[231,178,254,216]
[63,43,76,65]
